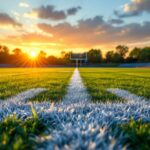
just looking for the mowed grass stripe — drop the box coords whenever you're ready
[0,68,74,102]
[79,68,150,102]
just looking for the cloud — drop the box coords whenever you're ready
[0,13,22,27]
[2,15,150,51]
[115,0,150,17]
[108,18,124,25]
[37,16,150,47]
[8,32,53,43]
[19,2,30,8]
[25,5,81,20]
[67,6,81,15]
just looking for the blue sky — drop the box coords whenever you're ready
[0,0,150,55]
[1,0,149,23]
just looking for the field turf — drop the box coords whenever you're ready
[0,68,150,150]
[0,68,73,102]
[79,68,150,102]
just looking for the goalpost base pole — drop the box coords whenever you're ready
[76,59,78,68]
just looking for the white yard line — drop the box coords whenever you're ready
[0,88,47,106]
[6,88,47,102]
[62,68,91,105]
[107,88,148,103]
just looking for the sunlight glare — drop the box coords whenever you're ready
[30,51,37,59]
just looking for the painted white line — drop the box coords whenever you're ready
[107,88,148,103]
[7,88,47,102]
[61,68,91,105]
[0,88,47,105]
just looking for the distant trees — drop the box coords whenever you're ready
[87,49,102,63]
[129,48,141,60]
[0,46,10,64]
[0,44,150,66]
[105,45,128,63]
[60,51,72,64]
[128,47,150,62]
[47,56,60,65]
[11,48,26,65]
[116,45,129,58]
[139,47,150,62]
[37,50,47,65]
[105,51,114,63]
[105,46,150,63]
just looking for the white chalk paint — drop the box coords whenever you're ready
[107,88,148,103]
[62,68,91,105]
[0,88,46,106]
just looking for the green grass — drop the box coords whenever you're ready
[79,68,150,102]
[0,68,150,149]
[118,120,150,150]
[0,115,47,150]
[0,68,74,102]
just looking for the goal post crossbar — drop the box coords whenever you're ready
[70,53,88,67]
[70,53,88,61]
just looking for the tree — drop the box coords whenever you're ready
[37,51,47,66]
[60,51,71,64]
[112,53,123,63]
[13,48,22,55]
[139,47,150,62]
[105,51,114,63]
[2,46,9,54]
[40,50,46,57]
[11,48,26,66]
[47,56,59,65]
[0,46,10,63]
[129,47,141,60]
[116,45,129,58]
[87,49,102,63]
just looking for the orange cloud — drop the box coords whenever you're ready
[0,13,22,28]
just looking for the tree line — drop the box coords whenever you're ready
[0,45,150,67]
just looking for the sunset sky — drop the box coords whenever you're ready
[0,0,150,56]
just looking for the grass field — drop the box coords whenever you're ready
[79,68,150,150]
[0,68,150,150]
[80,68,150,102]
[0,68,73,102]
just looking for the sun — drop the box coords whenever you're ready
[29,51,38,59]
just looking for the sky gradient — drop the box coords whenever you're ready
[0,0,150,56]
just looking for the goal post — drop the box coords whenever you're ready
[70,53,88,68]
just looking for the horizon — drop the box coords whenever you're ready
[0,0,150,56]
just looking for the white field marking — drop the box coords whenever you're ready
[0,88,47,105]
[107,88,148,103]
[61,68,91,105]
